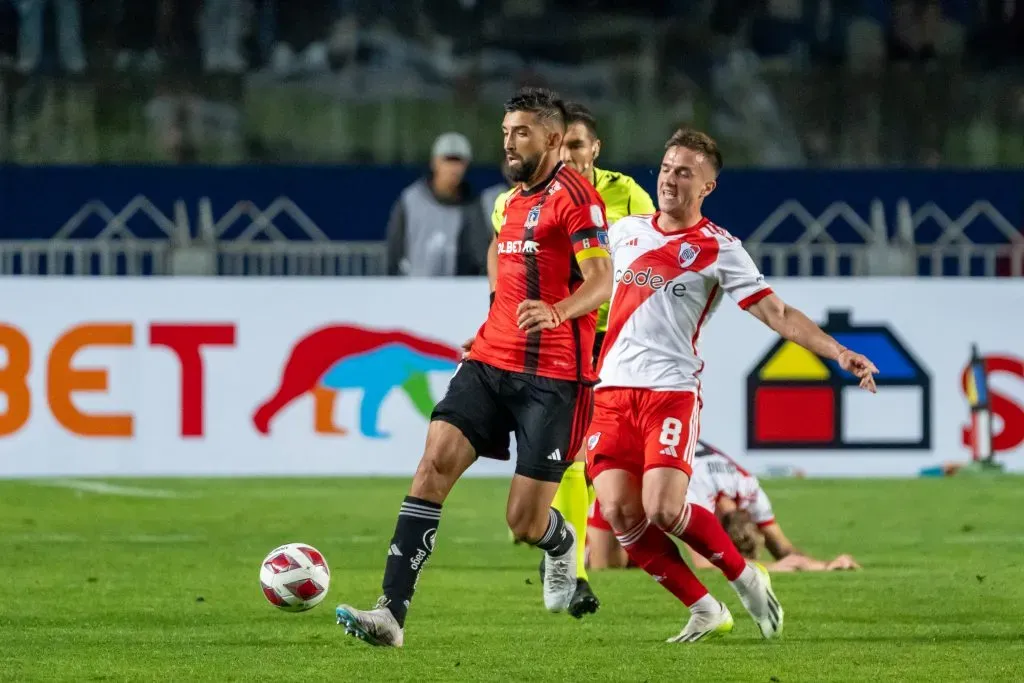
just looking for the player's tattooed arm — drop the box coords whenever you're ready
[760,523,859,571]
[768,552,860,572]
[517,256,612,333]
[746,293,879,393]
[760,522,799,560]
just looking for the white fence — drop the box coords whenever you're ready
[743,198,1024,277]
[0,239,387,276]
[1,194,1020,277]
[2,195,388,276]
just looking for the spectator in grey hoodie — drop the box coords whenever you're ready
[386,132,489,276]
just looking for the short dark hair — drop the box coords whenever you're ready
[504,87,567,131]
[665,128,723,175]
[564,102,598,139]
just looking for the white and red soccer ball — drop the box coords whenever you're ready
[259,543,331,612]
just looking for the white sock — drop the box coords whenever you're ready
[689,593,719,615]
[730,563,757,592]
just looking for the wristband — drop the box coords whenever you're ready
[550,303,565,328]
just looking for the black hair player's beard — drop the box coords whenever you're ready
[507,152,541,184]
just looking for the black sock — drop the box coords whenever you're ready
[533,508,574,556]
[380,495,441,627]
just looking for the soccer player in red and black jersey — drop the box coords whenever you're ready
[336,87,613,648]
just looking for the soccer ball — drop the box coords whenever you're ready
[259,543,331,612]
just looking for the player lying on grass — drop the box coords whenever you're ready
[582,127,878,643]
[716,509,860,572]
[490,101,656,618]
[587,440,861,572]
[336,88,612,647]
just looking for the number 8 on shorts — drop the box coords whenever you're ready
[648,400,697,470]
[585,388,700,480]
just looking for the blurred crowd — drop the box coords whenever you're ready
[0,1,1020,167]
[0,0,502,76]
[0,0,1019,76]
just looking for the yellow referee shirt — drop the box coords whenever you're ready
[491,167,655,332]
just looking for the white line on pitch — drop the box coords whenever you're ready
[33,479,191,499]
[2,533,205,544]
[944,535,1024,544]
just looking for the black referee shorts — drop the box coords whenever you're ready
[431,360,593,483]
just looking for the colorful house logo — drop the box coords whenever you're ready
[746,311,931,450]
[253,324,460,438]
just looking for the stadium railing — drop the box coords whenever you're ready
[743,196,1024,278]
[0,238,387,277]
[3,196,1019,277]
[216,242,387,277]
[0,192,388,276]
[0,167,1017,277]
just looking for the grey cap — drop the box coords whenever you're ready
[432,132,472,162]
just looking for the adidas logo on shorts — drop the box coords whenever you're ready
[547,449,562,461]
[660,446,678,458]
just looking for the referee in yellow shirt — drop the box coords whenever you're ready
[489,102,656,618]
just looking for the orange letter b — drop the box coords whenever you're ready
[0,325,31,436]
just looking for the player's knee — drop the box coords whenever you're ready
[409,454,451,502]
[641,478,688,531]
[600,498,643,534]
[645,502,684,532]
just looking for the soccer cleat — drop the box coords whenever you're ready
[733,562,784,639]
[336,598,405,648]
[543,524,577,613]
[666,600,734,643]
[567,578,600,619]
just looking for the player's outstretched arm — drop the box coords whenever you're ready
[517,256,612,333]
[768,554,860,572]
[761,522,798,560]
[760,523,860,572]
[746,293,879,393]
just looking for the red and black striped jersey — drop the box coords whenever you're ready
[471,163,610,383]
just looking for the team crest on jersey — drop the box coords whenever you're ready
[525,205,541,229]
[678,242,701,268]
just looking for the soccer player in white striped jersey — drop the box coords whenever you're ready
[589,439,861,572]
[583,128,878,643]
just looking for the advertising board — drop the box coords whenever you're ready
[0,279,1020,477]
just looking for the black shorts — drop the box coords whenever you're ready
[431,360,594,482]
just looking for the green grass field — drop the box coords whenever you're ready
[1,476,1022,682]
